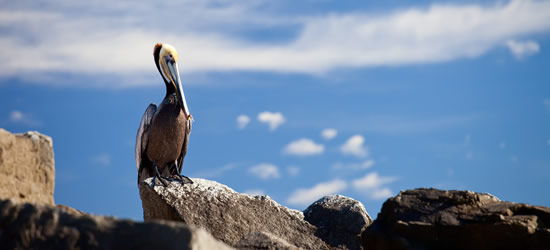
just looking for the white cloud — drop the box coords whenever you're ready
[248,163,280,180]
[9,110,24,121]
[8,110,41,126]
[283,138,324,156]
[370,188,394,200]
[244,189,265,196]
[321,128,338,140]
[352,172,397,200]
[544,99,550,111]
[352,172,396,190]
[257,112,285,131]
[340,135,368,158]
[236,114,250,129]
[331,159,375,170]
[506,40,540,59]
[91,153,112,167]
[287,166,300,177]
[2,0,550,86]
[287,179,347,206]
[547,139,550,145]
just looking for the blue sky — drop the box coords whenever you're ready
[1,0,549,220]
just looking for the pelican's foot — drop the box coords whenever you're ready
[169,174,194,185]
[151,164,169,187]
[150,175,169,187]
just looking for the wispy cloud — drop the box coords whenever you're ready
[287,166,300,177]
[283,138,324,156]
[321,128,338,140]
[287,179,347,206]
[331,159,375,170]
[352,172,396,189]
[90,153,112,167]
[352,172,397,200]
[506,40,540,59]
[2,0,550,86]
[257,111,285,131]
[340,135,368,158]
[363,115,477,135]
[370,188,393,200]
[9,111,23,121]
[8,110,41,127]
[192,163,240,178]
[248,163,280,180]
[544,98,550,112]
[236,114,250,129]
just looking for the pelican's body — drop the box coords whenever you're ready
[136,43,192,186]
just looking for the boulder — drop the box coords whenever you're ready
[0,199,232,250]
[139,178,329,249]
[362,188,550,250]
[236,231,301,250]
[304,195,373,249]
[0,129,55,205]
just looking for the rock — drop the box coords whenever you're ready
[0,129,55,205]
[236,232,301,250]
[56,204,86,216]
[362,188,550,250]
[139,178,330,249]
[0,198,232,250]
[304,195,373,249]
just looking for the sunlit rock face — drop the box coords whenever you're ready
[0,129,55,205]
[362,188,550,250]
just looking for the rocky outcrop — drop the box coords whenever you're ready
[139,178,329,249]
[0,129,55,205]
[304,195,373,250]
[139,178,373,249]
[0,198,232,250]
[6,129,550,250]
[362,188,550,250]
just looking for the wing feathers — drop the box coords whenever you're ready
[135,104,157,172]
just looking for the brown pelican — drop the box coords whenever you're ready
[135,43,193,186]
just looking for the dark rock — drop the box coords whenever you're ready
[236,231,301,250]
[304,195,373,250]
[0,199,232,250]
[139,177,330,249]
[362,188,550,250]
[0,129,55,205]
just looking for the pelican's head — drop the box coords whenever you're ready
[153,43,190,119]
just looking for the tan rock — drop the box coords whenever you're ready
[139,178,330,249]
[236,231,302,250]
[0,129,55,205]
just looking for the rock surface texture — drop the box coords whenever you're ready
[0,129,55,205]
[304,195,373,250]
[139,178,372,249]
[140,178,327,249]
[362,188,550,250]
[0,199,232,250]
[236,231,301,250]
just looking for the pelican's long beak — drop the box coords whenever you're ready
[166,58,190,119]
